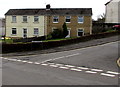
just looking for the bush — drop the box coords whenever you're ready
[62,22,68,38]
[51,29,63,39]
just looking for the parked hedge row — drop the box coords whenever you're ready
[2,31,119,53]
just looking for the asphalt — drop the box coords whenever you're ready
[2,35,120,57]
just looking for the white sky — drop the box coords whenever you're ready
[0,0,110,20]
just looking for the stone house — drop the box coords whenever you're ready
[5,5,92,38]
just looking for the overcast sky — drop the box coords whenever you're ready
[0,0,110,20]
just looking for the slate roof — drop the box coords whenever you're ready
[5,8,92,16]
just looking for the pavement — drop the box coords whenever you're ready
[2,35,120,57]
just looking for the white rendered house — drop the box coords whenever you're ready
[105,0,120,23]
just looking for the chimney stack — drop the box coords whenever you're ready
[46,4,51,10]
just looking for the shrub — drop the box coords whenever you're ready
[62,22,68,38]
[51,29,63,39]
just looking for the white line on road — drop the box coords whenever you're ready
[101,73,115,77]
[106,71,120,75]
[65,53,80,58]
[34,62,40,65]
[59,66,69,69]
[39,53,81,64]
[55,64,63,66]
[49,65,58,67]
[22,61,28,63]
[65,65,75,67]
[70,68,82,72]
[27,62,33,64]
[91,69,103,72]
[77,67,89,70]
[41,63,48,66]
[85,71,97,74]
[17,60,22,62]
[3,58,8,60]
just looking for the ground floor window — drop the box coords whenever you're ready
[34,28,39,35]
[77,29,84,37]
[12,28,17,35]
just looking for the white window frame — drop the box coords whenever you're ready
[23,16,27,22]
[77,28,84,37]
[65,16,71,23]
[52,27,59,32]
[12,16,16,23]
[11,28,17,35]
[78,16,84,23]
[34,16,39,22]
[34,28,39,35]
[53,16,59,23]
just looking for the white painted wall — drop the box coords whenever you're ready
[6,16,45,38]
[0,19,5,36]
[105,0,120,23]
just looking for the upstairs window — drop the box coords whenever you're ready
[23,16,27,22]
[12,16,16,23]
[12,28,17,35]
[53,16,59,23]
[34,16,39,22]
[66,16,71,23]
[78,16,84,23]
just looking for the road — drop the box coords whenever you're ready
[1,41,120,85]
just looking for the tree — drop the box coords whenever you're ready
[62,22,68,38]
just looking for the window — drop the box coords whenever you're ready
[77,29,84,37]
[12,28,17,35]
[34,16,39,22]
[66,16,71,23]
[23,16,27,22]
[53,16,59,23]
[34,28,39,35]
[78,16,84,23]
[23,28,27,38]
[12,16,16,22]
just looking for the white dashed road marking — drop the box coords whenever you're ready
[41,63,48,66]
[77,67,89,70]
[70,68,82,72]
[59,66,69,69]
[34,62,40,65]
[65,65,75,68]
[91,69,103,72]
[49,65,58,67]
[101,73,116,77]
[106,71,120,75]
[1,57,119,78]
[85,71,97,74]
[27,62,33,64]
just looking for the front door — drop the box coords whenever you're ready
[23,28,27,38]
[66,29,70,38]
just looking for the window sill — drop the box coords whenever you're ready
[33,35,39,36]
[11,34,17,36]
[33,22,39,23]
[22,22,28,23]
[66,22,71,23]
[53,22,59,23]
[78,22,84,24]
[11,22,17,23]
